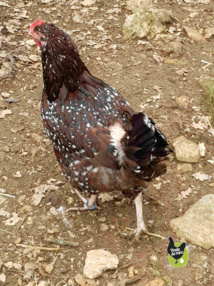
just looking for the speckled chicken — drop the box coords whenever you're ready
[29,19,172,239]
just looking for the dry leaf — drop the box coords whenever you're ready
[13,171,22,178]
[28,55,38,62]
[192,121,208,130]
[184,26,207,42]
[1,92,10,98]
[0,110,12,118]
[32,184,59,206]
[0,1,10,7]
[4,212,22,225]
[192,172,212,181]
[0,209,10,218]
[175,188,192,201]
[82,0,96,6]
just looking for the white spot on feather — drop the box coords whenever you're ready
[109,122,126,165]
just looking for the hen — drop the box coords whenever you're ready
[29,19,172,239]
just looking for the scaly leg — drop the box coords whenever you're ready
[134,192,148,239]
[66,189,98,212]
[121,192,166,240]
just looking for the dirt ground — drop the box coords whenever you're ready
[0,0,214,285]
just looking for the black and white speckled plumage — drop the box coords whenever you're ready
[31,21,172,197]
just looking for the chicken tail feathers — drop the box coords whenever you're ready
[121,112,172,180]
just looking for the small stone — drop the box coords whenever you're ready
[5,261,13,269]
[149,255,158,263]
[83,249,119,279]
[100,223,108,231]
[67,197,74,204]
[128,266,135,278]
[44,264,54,274]
[74,273,86,286]
[17,277,22,286]
[175,95,189,109]
[14,237,22,245]
[13,263,22,270]
[73,11,83,24]
[0,274,6,283]
[177,163,192,173]
[177,279,183,286]
[98,217,106,222]
[195,272,203,281]
[172,136,201,163]
[145,277,165,286]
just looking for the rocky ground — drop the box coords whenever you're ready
[0,0,214,285]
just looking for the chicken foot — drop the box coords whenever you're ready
[67,189,98,211]
[121,192,166,240]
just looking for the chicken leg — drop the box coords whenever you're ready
[121,192,166,240]
[66,188,98,211]
[133,192,148,239]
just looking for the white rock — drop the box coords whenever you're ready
[170,194,214,249]
[0,273,6,283]
[172,136,201,163]
[83,249,119,279]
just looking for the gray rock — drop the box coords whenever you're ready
[172,136,201,163]
[123,8,174,40]
[83,249,119,279]
[170,194,214,249]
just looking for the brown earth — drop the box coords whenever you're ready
[0,0,214,285]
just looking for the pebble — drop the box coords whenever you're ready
[83,249,119,279]
[149,254,158,263]
[128,266,135,278]
[44,264,54,274]
[14,237,22,245]
[0,273,6,283]
[100,223,109,231]
[175,95,189,109]
[74,273,86,286]
[98,217,106,222]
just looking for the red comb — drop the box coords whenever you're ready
[29,19,45,32]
